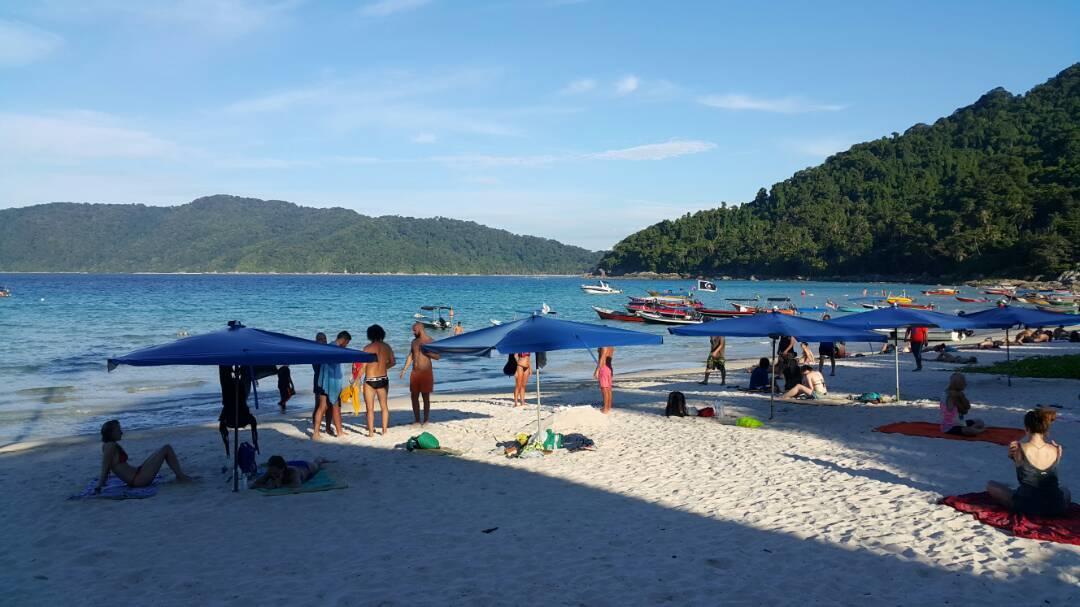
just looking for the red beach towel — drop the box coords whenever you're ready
[941,492,1080,546]
[873,422,1024,446]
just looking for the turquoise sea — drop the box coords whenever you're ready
[0,273,994,444]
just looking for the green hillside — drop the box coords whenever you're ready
[0,195,601,274]
[598,64,1080,279]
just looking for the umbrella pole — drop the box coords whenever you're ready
[770,338,776,420]
[894,330,900,403]
[1006,329,1011,387]
[536,361,542,440]
[233,365,240,492]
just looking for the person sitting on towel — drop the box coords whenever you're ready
[251,455,328,490]
[784,365,827,399]
[95,420,194,493]
[986,408,1072,517]
[748,357,771,391]
[939,373,985,436]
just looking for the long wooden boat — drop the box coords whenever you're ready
[922,288,958,296]
[897,302,934,310]
[637,310,704,325]
[593,306,644,322]
[955,296,989,303]
[699,307,756,318]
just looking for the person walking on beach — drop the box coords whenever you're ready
[313,331,350,440]
[361,325,396,436]
[513,352,531,407]
[312,332,329,433]
[905,325,928,371]
[594,346,615,413]
[400,322,440,425]
[277,365,295,412]
[699,336,726,385]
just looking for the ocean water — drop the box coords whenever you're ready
[0,273,990,443]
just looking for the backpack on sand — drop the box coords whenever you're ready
[665,391,688,417]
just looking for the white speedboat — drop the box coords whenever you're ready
[580,280,622,295]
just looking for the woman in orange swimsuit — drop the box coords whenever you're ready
[513,352,531,407]
[95,420,193,493]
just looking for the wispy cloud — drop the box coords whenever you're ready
[615,74,639,95]
[0,111,178,160]
[359,0,432,18]
[411,132,437,144]
[0,20,62,67]
[698,94,846,113]
[588,140,716,161]
[559,78,596,95]
[35,0,300,37]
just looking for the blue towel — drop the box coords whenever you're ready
[70,475,161,500]
[318,363,343,403]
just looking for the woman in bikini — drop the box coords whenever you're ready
[95,420,193,493]
[783,365,827,399]
[251,455,328,489]
[987,408,1072,517]
[513,352,531,407]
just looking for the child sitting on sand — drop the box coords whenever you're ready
[986,408,1072,517]
[251,456,328,489]
[748,357,771,391]
[939,373,985,436]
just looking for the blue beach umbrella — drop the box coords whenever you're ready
[424,315,662,436]
[828,307,979,401]
[960,306,1080,386]
[669,314,887,418]
[108,321,375,491]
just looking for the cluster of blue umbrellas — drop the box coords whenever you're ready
[104,306,1077,491]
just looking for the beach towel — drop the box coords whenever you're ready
[256,470,347,496]
[778,396,851,407]
[941,492,1080,546]
[874,422,1024,446]
[339,382,360,415]
[70,475,161,500]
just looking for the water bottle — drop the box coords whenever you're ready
[716,400,725,418]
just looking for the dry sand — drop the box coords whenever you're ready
[3,342,1079,606]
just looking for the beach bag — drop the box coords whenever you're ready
[736,416,763,428]
[503,354,517,376]
[406,431,441,452]
[665,391,688,417]
[697,406,715,418]
[855,392,882,403]
[237,442,258,475]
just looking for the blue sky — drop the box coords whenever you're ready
[0,0,1076,250]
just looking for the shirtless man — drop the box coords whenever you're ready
[699,335,726,385]
[400,322,441,425]
[361,324,396,436]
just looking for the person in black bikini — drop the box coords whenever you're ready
[95,420,193,493]
[986,408,1072,516]
[251,455,328,489]
[361,324,396,436]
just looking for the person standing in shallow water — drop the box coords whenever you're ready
[400,322,440,425]
[594,346,615,413]
[361,325,396,436]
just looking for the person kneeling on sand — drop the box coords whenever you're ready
[251,455,328,490]
[784,365,827,399]
[95,420,194,493]
[940,373,985,436]
[986,408,1072,517]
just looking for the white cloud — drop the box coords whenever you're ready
[359,0,432,17]
[36,0,300,37]
[224,85,333,113]
[411,132,437,143]
[698,94,846,113]
[0,20,62,67]
[615,74,639,95]
[0,111,178,160]
[588,140,716,161]
[559,78,596,95]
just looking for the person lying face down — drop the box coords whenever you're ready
[251,456,327,489]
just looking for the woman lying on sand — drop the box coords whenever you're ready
[95,420,194,493]
[250,456,328,489]
[987,409,1072,517]
[940,373,984,436]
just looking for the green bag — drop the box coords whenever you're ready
[735,416,763,428]
[542,429,564,450]
[416,432,440,450]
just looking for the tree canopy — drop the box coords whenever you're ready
[598,64,1080,279]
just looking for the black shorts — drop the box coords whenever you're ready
[944,426,965,435]
[313,385,327,397]
[365,376,389,390]
[819,344,835,356]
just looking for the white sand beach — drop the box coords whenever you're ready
[3,342,1079,606]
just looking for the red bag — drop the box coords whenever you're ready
[698,406,715,418]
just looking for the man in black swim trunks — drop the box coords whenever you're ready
[361,325,396,437]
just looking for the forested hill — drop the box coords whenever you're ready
[599,63,1080,279]
[0,195,601,274]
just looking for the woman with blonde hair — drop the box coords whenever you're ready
[987,408,1072,516]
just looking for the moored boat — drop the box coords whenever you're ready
[581,280,622,295]
[922,288,959,296]
[955,296,989,303]
[636,310,704,325]
[593,306,644,322]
